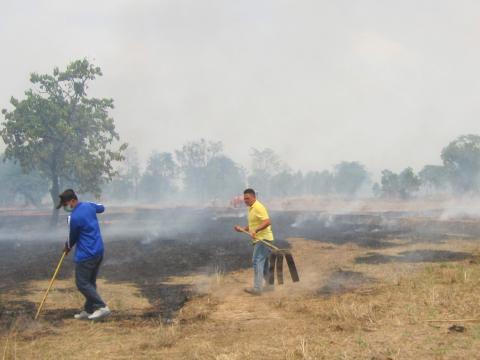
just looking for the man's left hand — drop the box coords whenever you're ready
[63,244,71,255]
[249,230,256,239]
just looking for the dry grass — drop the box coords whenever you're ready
[2,237,480,359]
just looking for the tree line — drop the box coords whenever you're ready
[101,144,372,203]
[374,134,480,199]
[102,134,480,203]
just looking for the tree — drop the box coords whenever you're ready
[441,134,480,193]
[291,171,305,195]
[418,165,449,193]
[175,139,223,200]
[333,161,369,196]
[398,167,421,199]
[380,167,420,199]
[248,148,285,198]
[0,155,49,207]
[380,169,400,198]
[1,59,126,222]
[270,171,295,197]
[204,156,245,200]
[304,170,333,195]
[105,147,141,201]
[270,170,304,197]
[139,152,177,201]
[372,182,381,197]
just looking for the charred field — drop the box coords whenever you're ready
[2,204,480,359]
[1,206,478,323]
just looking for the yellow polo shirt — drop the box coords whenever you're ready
[248,200,274,242]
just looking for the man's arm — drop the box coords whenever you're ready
[234,225,249,232]
[94,203,105,214]
[64,217,80,254]
[252,219,271,234]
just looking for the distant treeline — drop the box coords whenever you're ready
[1,134,479,207]
[375,134,480,199]
[104,133,480,203]
[102,141,372,203]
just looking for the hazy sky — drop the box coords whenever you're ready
[1,0,479,177]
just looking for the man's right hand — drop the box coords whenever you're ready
[234,225,244,232]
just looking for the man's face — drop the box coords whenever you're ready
[243,193,256,207]
[63,199,77,212]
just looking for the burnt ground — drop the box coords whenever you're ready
[317,270,376,296]
[1,207,480,329]
[355,249,472,264]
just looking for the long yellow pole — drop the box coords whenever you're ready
[34,251,67,320]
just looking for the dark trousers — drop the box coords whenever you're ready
[75,255,106,313]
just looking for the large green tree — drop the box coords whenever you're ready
[1,59,126,221]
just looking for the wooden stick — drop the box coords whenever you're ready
[237,227,280,251]
[34,251,67,320]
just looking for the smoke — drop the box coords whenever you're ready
[1,1,480,175]
[439,196,480,220]
[2,198,480,308]
[291,212,333,229]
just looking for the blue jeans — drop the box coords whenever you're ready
[75,255,106,313]
[252,242,271,291]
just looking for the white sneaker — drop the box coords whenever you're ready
[88,306,111,321]
[74,311,91,320]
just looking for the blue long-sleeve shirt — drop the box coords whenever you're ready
[65,202,105,263]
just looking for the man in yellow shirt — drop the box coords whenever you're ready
[234,188,274,295]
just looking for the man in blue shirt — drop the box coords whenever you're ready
[57,189,111,321]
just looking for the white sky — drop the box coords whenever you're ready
[1,0,479,177]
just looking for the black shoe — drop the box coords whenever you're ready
[244,288,262,296]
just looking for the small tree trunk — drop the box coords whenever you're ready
[50,175,60,226]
